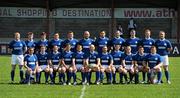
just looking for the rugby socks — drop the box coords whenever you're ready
[100,72,104,81]
[72,72,76,82]
[85,72,90,83]
[142,72,146,81]
[119,73,123,83]
[129,72,133,82]
[25,72,30,83]
[59,73,62,82]
[165,71,170,81]
[109,72,112,83]
[20,70,24,81]
[62,73,66,83]
[157,71,162,83]
[45,72,49,82]
[36,72,41,83]
[147,73,151,82]
[81,72,85,83]
[135,73,139,84]
[96,71,100,82]
[124,74,128,82]
[68,72,73,83]
[11,70,15,82]
[49,73,54,83]
[53,71,56,80]
[113,72,116,82]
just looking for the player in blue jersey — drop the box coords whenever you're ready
[119,46,135,84]
[109,30,125,51]
[49,33,63,52]
[36,46,53,84]
[24,48,38,85]
[48,45,62,84]
[144,46,163,84]
[99,46,113,84]
[25,32,36,54]
[94,30,109,54]
[155,31,172,84]
[111,44,123,84]
[133,46,147,84]
[60,43,75,85]
[85,44,101,85]
[78,31,94,54]
[62,31,78,52]
[9,32,27,83]
[72,44,87,85]
[139,29,155,54]
[36,32,49,53]
[78,31,94,83]
[125,29,140,54]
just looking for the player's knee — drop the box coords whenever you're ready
[163,66,168,71]
[69,67,73,72]
[49,68,53,73]
[44,68,49,72]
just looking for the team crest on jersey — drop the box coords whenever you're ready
[155,58,158,60]
[149,42,152,44]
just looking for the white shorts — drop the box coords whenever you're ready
[114,65,121,69]
[76,64,83,71]
[39,65,48,72]
[11,55,24,65]
[102,65,109,69]
[125,65,133,70]
[161,55,169,66]
[53,65,59,69]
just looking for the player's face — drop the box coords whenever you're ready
[77,45,82,52]
[138,47,144,54]
[15,32,20,40]
[40,46,46,53]
[102,46,108,53]
[145,30,151,38]
[130,30,136,37]
[41,34,46,39]
[151,47,156,54]
[100,31,105,38]
[83,31,90,39]
[159,31,165,39]
[115,31,120,37]
[90,45,95,51]
[125,46,131,53]
[114,45,120,51]
[66,45,71,51]
[54,33,59,40]
[29,48,34,55]
[68,32,74,39]
[53,46,58,52]
[28,34,33,40]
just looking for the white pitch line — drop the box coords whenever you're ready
[79,85,86,98]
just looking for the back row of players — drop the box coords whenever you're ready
[9,29,172,85]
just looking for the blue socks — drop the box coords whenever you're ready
[96,71,100,82]
[11,70,15,81]
[165,71,170,81]
[20,70,24,80]
[157,71,162,82]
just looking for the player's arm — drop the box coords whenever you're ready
[72,58,76,68]
[58,59,62,67]
[61,58,67,68]
[96,58,100,67]
[121,59,125,68]
[24,61,31,71]
[34,61,39,73]
[83,59,87,67]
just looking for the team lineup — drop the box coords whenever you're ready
[9,29,172,85]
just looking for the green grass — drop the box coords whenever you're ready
[0,56,180,98]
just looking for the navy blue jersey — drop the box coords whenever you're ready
[125,38,140,54]
[62,38,78,52]
[73,51,85,65]
[86,51,99,64]
[78,38,94,54]
[144,53,162,69]
[140,38,155,53]
[94,37,109,54]
[37,52,49,66]
[133,53,146,66]
[111,50,123,65]
[121,53,134,65]
[109,37,125,47]
[100,53,113,66]
[48,52,61,65]
[155,39,172,56]
[24,54,38,70]
[62,51,74,65]
[36,39,49,50]
[49,39,63,50]
[25,40,36,49]
[9,40,26,55]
